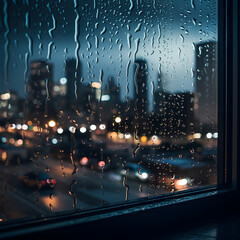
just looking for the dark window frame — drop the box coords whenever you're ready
[0,0,239,238]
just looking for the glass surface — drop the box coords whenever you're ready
[0,0,218,222]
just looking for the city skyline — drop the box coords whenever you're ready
[0,0,218,102]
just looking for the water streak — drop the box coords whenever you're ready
[74,9,80,70]
[100,27,107,35]
[44,78,49,117]
[25,33,32,55]
[191,0,195,9]
[95,35,99,48]
[123,176,129,201]
[133,38,140,62]
[69,180,77,209]
[47,41,54,59]
[48,14,56,38]
[24,53,29,92]
[3,0,9,83]
[157,24,161,44]
[25,12,29,28]
[133,143,140,158]
[134,23,142,33]
[129,0,133,11]
[99,69,103,83]
[126,60,131,78]
[134,63,140,94]
[127,33,132,49]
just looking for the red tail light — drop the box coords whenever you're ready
[80,157,88,165]
[47,179,56,184]
[98,161,105,167]
[40,180,46,186]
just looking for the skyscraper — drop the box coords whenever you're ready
[133,59,148,135]
[194,41,218,128]
[27,60,54,123]
[65,58,81,110]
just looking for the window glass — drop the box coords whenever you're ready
[0,0,218,222]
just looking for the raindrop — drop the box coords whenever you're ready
[69,180,77,209]
[47,41,54,60]
[129,0,134,11]
[100,27,107,35]
[123,176,129,201]
[127,33,132,49]
[49,193,54,199]
[134,23,142,33]
[191,0,195,9]
[133,143,140,158]
[180,34,184,43]
[133,38,140,62]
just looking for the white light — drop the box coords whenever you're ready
[22,124,28,130]
[101,95,110,101]
[90,124,97,131]
[69,126,76,133]
[206,133,213,139]
[140,172,148,180]
[193,133,201,139]
[0,93,10,100]
[115,117,121,123]
[10,124,16,129]
[1,137,7,143]
[151,135,158,140]
[16,124,22,130]
[118,133,124,139]
[213,132,218,138]
[80,127,87,133]
[60,77,67,85]
[176,178,188,186]
[99,124,106,130]
[57,127,64,134]
[52,138,58,144]
[125,133,131,139]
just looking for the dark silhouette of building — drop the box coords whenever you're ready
[65,58,81,110]
[27,60,54,124]
[194,41,218,128]
[133,59,148,135]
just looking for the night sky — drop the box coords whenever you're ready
[0,0,217,104]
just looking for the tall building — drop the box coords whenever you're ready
[27,60,54,124]
[65,58,81,109]
[194,41,218,128]
[133,59,148,135]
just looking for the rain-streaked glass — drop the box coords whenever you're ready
[0,0,218,222]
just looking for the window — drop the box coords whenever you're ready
[0,0,238,238]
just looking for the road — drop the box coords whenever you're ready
[0,156,170,222]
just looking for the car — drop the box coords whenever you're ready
[20,171,56,190]
[117,162,151,182]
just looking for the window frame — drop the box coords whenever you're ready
[0,0,239,238]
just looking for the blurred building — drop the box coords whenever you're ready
[154,89,194,137]
[65,58,81,110]
[194,41,218,128]
[0,91,24,120]
[27,60,54,124]
[133,59,148,135]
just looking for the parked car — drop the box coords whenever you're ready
[20,171,56,190]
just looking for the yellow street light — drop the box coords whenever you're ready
[48,120,56,128]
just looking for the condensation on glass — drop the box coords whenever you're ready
[0,0,218,222]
